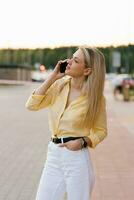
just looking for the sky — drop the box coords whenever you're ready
[0,0,133,48]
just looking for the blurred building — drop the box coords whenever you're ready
[0,64,31,81]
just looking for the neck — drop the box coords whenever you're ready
[70,76,85,90]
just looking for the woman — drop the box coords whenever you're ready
[25,46,108,200]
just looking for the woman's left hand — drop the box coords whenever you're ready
[58,138,83,151]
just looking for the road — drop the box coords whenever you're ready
[0,80,134,200]
[105,81,134,135]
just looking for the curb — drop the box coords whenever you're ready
[0,79,32,86]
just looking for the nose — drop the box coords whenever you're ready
[67,58,72,64]
[67,58,70,63]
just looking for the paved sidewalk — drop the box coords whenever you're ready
[0,80,134,200]
[91,81,134,200]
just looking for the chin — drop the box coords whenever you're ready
[65,70,70,75]
[65,69,76,77]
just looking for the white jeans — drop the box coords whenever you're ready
[35,140,95,200]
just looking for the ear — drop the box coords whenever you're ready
[84,68,92,76]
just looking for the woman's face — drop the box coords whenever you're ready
[65,49,86,78]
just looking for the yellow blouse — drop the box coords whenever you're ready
[25,76,108,148]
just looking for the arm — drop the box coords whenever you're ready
[25,74,59,111]
[33,73,57,95]
[25,61,66,111]
[85,96,108,148]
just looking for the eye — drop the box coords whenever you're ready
[68,56,73,59]
[74,59,78,63]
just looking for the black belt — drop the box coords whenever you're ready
[51,136,83,144]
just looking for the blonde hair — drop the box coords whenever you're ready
[79,46,106,129]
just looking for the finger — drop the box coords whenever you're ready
[63,59,68,62]
[55,61,62,68]
[58,60,63,65]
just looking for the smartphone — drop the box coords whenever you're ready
[60,61,68,73]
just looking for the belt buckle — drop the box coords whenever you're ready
[53,137,57,143]
[61,138,64,144]
[52,137,64,144]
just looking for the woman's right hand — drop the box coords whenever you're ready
[51,60,67,80]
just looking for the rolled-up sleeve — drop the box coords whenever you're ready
[25,79,61,111]
[88,96,108,148]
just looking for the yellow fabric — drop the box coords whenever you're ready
[25,76,108,148]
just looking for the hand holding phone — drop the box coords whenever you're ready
[59,61,68,73]
[51,60,67,80]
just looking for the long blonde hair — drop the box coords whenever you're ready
[80,46,106,129]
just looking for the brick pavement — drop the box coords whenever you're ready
[91,81,134,200]
[0,80,134,200]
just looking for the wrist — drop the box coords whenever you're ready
[81,137,88,148]
[84,137,92,147]
[81,138,84,149]
[48,73,58,82]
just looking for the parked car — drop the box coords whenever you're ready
[105,73,117,81]
[31,70,52,82]
[111,74,131,97]
[122,77,134,101]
